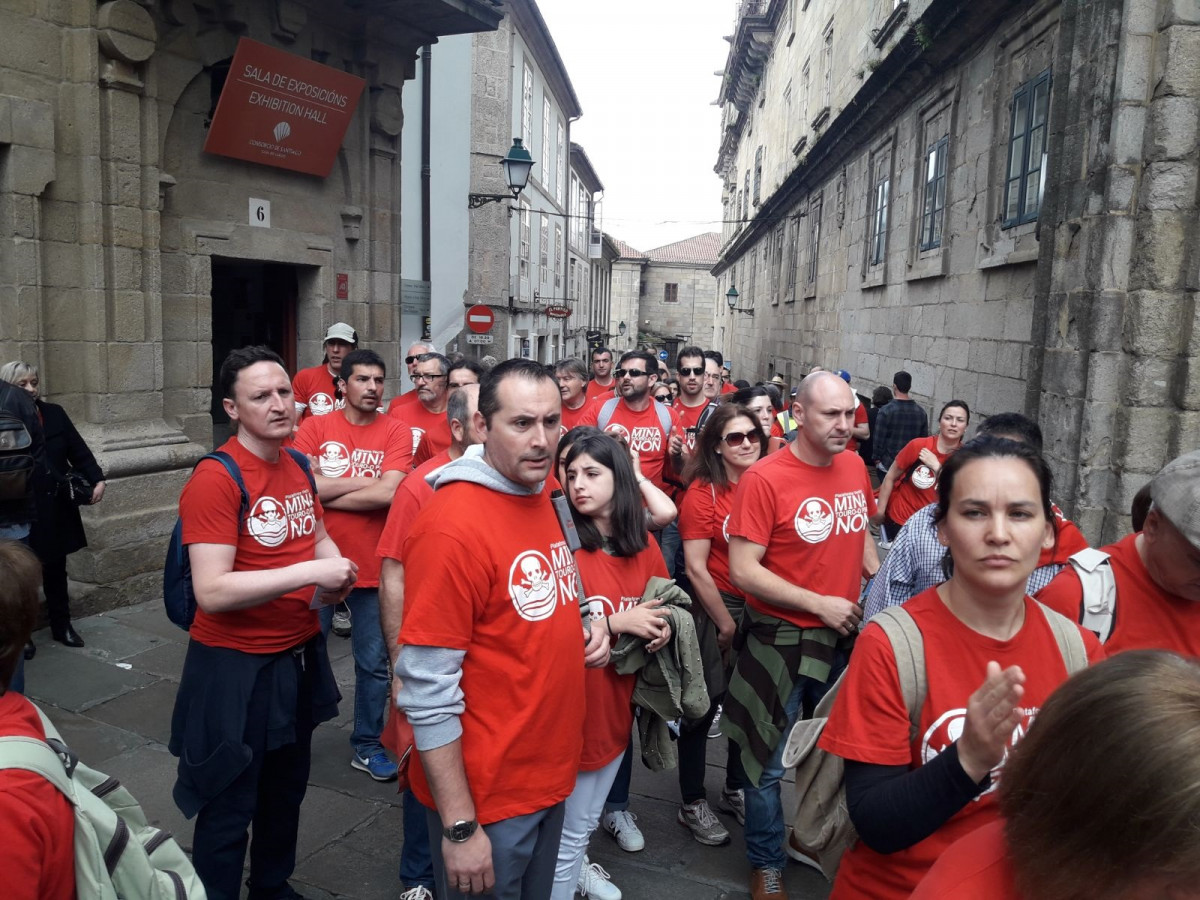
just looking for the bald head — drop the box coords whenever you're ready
[793,372,856,463]
[796,370,852,407]
[448,383,482,450]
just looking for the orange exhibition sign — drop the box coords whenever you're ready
[204,38,366,178]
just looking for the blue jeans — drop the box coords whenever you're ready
[400,788,434,890]
[319,587,389,757]
[603,736,634,812]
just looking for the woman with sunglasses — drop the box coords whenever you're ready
[729,386,788,454]
[674,404,768,829]
[653,384,674,406]
[551,432,675,900]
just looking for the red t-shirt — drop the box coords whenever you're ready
[399,479,586,824]
[819,588,1103,899]
[0,694,75,900]
[1039,504,1089,568]
[675,399,711,453]
[292,364,343,419]
[388,388,419,413]
[910,820,1019,900]
[180,438,323,653]
[721,381,736,395]
[391,401,451,465]
[583,398,683,493]
[728,448,876,628]
[845,401,869,453]
[561,395,601,435]
[886,435,954,526]
[1037,532,1200,657]
[376,448,454,562]
[293,411,412,587]
[585,378,616,403]
[577,543,668,770]
[678,478,740,597]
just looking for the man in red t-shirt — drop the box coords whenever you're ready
[393,352,453,466]
[169,346,357,900]
[1037,449,1200,658]
[555,357,600,433]
[378,384,481,898]
[674,346,716,458]
[0,541,75,900]
[292,322,357,420]
[395,360,609,900]
[836,370,870,453]
[585,346,617,403]
[388,340,436,414]
[725,371,879,900]
[294,348,411,783]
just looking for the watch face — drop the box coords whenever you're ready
[446,820,477,842]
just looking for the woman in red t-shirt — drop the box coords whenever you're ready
[818,436,1103,899]
[729,386,789,454]
[913,650,1200,900]
[873,400,970,542]
[550,432,674,900]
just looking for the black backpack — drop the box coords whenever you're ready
[0,411,35,504]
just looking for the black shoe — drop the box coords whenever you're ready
[52,626,85,648]
[23,640,35,660]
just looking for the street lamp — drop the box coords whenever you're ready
[726,286,754,315]
[618,321,627,336]
[468,138,535,210]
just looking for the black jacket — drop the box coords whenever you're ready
[29,401,104,558]
[0,380,45,528]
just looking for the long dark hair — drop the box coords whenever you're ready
[564,432,648,557]
[682,404,766,489]
[558,425,601,486]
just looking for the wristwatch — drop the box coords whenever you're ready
[443,819,479,843]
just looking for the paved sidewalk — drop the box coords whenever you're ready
[23,600,832,900]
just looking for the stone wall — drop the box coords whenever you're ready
[639,262,719,347]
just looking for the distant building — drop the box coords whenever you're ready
[567,143,606,358]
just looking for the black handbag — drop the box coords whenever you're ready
[60,470,94,506]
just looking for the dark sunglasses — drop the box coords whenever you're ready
[654,393,672,403]
[405,355,418,364]
[722,430,762,447]
[678,367,704,377]
[615,368,649,378]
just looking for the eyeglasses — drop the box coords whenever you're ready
[722,430,762,447]
[678,367,704,377]
[654,394,672,404]
[615,368,649,378]
[412,373,447,383]
[405,355,418,365]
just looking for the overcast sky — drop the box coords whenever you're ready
[535,0,732,253]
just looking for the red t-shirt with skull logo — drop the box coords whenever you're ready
[582,398,683,493]
[819,587,1103,900]
[678,478,740,597]
[180,438,325,653]
[399,479,586,824]
[292,364,343,420]
[577,543,668,771]
[728,447,876,628]
[886,435,954,526]
[390,401,451,466]
[293,410,413,587]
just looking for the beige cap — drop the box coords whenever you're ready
[1149,450,1200,548]
[323,322,358,345]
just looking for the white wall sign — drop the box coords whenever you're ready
[466,333,494,345]
[249,198,271,228]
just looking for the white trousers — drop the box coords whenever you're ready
[549,753,625,900]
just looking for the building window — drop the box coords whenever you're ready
[806,194,822,288]
[743,170,750,219]
[753,146,763,206]
[556,119,566,206]
[519,202,531,281]
[569,258,576,298]
[821,22,833,110]
[554,224,563,288]
[664,283,679,303]
[539,214,549,283]
[869,167,890,266]
[801,60,810,129]
[919,136,948,251]
[1003,69,1051,228]
[522,63,533,143]
[785,215,799,301]
[541,97,552,186]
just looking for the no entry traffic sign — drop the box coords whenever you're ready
[466,304,494,334]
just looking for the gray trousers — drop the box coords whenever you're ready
[427,801,566,900]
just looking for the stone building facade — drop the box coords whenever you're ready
[712,0,1199,540]
[565,142,604,358]
[0,0,501,609]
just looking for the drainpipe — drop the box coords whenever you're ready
[421,45,432,284]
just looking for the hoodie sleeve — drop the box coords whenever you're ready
[395,646,468,750]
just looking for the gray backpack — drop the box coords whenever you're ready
[0,703,206,899]
[1066,547,1117,642]
[781,602,1089,881]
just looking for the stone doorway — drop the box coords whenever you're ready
[209,259,300,446]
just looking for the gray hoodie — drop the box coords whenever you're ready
[394,445,547,751]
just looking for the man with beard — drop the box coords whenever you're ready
[673,346,717,460]
[294,348,412,782]
[292,322,357,420]
[585,346,617,402]
[391,352,452,466]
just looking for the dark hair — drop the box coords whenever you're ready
[0,541,41,692]
[339,348,386,380]
[676,345,704,369]
[564,433,648,557]
[557,425,601,486]
[729,385,770,407]
[446,385,474,429]
[554,358,588,382]
[590,346,612,360]
[938,399,971,424]
[218,345,286,401]
[933,436,1056,578]
[683,404,766,489]
[703,349,724,368]
[1001,651,1200,900]
[449,358,485,380]
[872,386,893,407]
[479,358,557,426]
[618,349,657,373]
[733,379,750,390]
[977,412,1043,451]
[893,370,913,393]
[763,384,784,412]
[1131,482,1153,532]
[415,351,449,375]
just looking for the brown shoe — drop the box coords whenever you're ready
[750,867,788,900]
[785,828,823,873]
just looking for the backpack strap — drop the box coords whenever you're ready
[1034,600,1090,675]
[696,402,717,435]
[871,606,927,740]
[1066,548,1116,642]
[201,451,250,526]
[283,447,319,496]
[652,399,672,436]
[596,398,619,432]
[0,703,77,801]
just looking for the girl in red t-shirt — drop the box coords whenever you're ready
[873,400,970,542]
[550,433,675,900]
[729,386,789,454]
[819,436,1103,900]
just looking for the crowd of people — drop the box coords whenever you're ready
[1,325,1198,900]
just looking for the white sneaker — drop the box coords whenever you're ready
[601,809,645,852]
[399,887,434,900]
[576,856,622,900]
[707,704,723,739]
